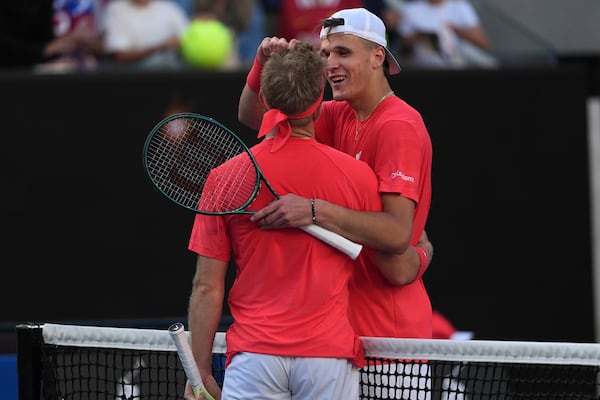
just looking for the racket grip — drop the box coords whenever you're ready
[168,323,215,400]
[300,224,363,260]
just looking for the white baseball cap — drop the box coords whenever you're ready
[319,8,401,74]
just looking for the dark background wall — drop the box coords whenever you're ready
[0,65,593,352]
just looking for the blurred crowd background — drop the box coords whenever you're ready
[2,0,599,74]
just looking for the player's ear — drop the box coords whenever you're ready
[373,46,386,70]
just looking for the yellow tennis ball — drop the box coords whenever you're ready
[181,20,233,69]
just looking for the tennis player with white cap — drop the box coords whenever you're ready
[319,6,402,74]
[240,4,433,341]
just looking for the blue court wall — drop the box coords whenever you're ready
[0,354,17,400]
[0,66,592,353]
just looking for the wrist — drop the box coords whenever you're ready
[311,198,317,224]
[415,246,429,277]
[246,56,263,93]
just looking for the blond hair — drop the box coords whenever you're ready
[260,42,324,116]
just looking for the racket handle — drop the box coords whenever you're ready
[300,224,363,260]
[168,323,216,400]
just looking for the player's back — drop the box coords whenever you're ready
[222,136,380,363]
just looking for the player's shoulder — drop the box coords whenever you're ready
[381,97,425,126]
[316,140,358,162]
[322,99,354,116]
[319,144,375,175]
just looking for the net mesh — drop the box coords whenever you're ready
[28,323,600,400]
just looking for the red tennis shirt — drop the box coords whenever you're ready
[188,137,381,367]
[316,96,434,339]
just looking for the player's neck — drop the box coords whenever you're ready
[263,128,314,140]
[290,127,314,139]
[355,90,395,122]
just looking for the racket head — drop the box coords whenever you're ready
[143,113,261,214]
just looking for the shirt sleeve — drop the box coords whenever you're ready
[371,120,425,204]
[188,213,232,262]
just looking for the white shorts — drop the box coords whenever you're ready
[222,352,359,400]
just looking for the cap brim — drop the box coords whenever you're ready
[385,48,402,74]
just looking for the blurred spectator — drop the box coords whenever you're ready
[266,0,399,52]
[203,0,265,69]
[396,0,497,69]
[102,0,189,70]
[0,1,103,72]
[174,0,194,16]
[174,0,265,69]
[365,0,403,42]
[233,0,267,67]
[275,0,364,48]
[186,0,241,70]
[47,0,107,72]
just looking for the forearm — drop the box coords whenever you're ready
[111,46,162,62]
[373,246,420,285]
[252,193,415,253]
[189,289,222,375]
[238,83,263,130]
[188,259,225,376]
[371,231,432,285]
[238,38,300,129]
[238,54,266,130]
[453,26,490,50]
[110,35,179,63]
[314,198,412,254]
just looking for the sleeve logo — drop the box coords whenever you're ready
[391,170,415,182]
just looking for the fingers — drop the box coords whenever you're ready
[257,37,295,64]
[249,194,310,228]
[183,381,196,400]
[250,205,271,222]
[252,212,278,229]
[250,205,281,229]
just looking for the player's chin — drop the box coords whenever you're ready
[331,89,348,102]
[328,82,348,101]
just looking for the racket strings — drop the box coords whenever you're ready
[200,154,258,212]
[145,116,259,212]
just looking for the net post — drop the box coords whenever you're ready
[16,322,43,400]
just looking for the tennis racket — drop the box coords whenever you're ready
[142,112,362,259]
[169,323,215,400]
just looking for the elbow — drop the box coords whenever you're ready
[386,233,412,255]
[373,251,419,286]
[191,275,224,301]
[388,242,410,255]
[237,108,247,125]
[237,108,260,131]
[383,269,418,286]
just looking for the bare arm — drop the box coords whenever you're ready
[251,192,415,255]
[185,255,227,400]
[374,229,433,284]
[250,193,436,285]
[109,36,180,63]
[450,24,491,50]
[417,229,433,261]
[238,82,263,130]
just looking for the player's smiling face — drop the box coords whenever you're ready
[320,34,374,103]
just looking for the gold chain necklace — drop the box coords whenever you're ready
[355,90,394,141]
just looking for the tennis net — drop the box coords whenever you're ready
[16,322,600,399]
